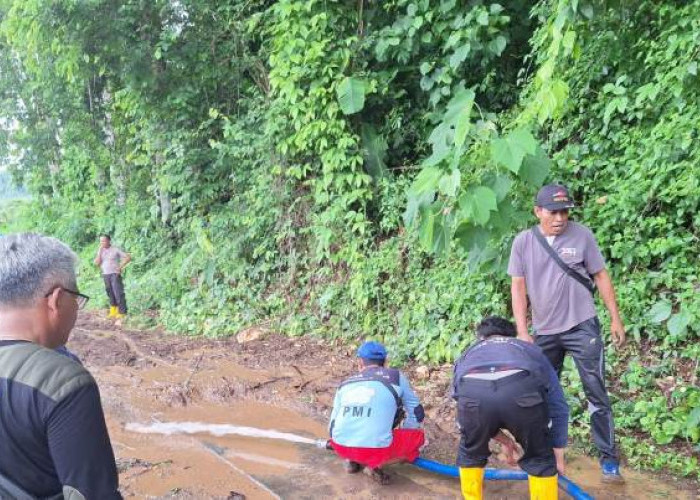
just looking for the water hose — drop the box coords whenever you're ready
[412,458,594,500]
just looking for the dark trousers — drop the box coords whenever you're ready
[456,372,557,477]
[535,316,618,461]
[103,274,127,314]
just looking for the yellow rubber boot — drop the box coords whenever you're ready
[528,475,558,500]
[108,306,117,318]
[459,467,484,500]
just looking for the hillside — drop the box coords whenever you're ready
[0,0,698,480]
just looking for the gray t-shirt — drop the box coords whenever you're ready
[507,221,606,335]
[98,246,126,275]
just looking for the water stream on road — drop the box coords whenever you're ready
[126,421,323,446]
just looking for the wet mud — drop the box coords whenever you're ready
[66,312,698,499]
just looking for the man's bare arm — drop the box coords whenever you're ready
[511,277,532,343]
[593,269,625,347]
[119,254,132,273]
[553,447,565,475]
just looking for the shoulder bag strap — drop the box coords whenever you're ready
[531,226,596,295]
[339,374,402,408]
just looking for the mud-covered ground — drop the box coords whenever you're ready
[66,312,697,499]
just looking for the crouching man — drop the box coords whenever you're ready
[453,317,568,500]
[328,341,425,484]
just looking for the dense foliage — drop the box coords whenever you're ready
[0,0,698,478]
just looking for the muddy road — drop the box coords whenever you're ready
[66,313,696,499]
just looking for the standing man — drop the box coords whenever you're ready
[328,341,425,484]
[508,184,625,482]
[453,316,568,500]
[0,233,121,499]
[94,234,131,318]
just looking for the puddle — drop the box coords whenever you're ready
[65,314,697,499]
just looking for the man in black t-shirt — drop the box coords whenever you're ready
[0,233,121,499]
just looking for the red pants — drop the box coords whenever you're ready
[330,429,425,469]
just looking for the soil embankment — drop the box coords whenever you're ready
[67,312,696,499]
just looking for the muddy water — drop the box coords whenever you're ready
[67,317,697,499]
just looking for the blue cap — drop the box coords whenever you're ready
[357,341,387,361]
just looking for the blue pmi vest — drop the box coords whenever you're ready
[330,367,404,448]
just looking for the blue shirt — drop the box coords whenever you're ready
[329,367,422,448]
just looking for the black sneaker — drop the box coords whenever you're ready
[344,460,363,474]
[364,467,391,485]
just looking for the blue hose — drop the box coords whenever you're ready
[557,474,594,500]
[412,458,594,500]
[412,457,526,480]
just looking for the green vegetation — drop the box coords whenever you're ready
[0,0,697,479]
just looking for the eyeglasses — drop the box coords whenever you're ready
[44,287,90,310]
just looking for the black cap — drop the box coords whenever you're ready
[536,184,575,210]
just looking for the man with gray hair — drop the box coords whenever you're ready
[0,233,121,499]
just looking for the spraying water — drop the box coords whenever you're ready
[126,421,328,448]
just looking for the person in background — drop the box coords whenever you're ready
[94,234,131,319]
[453,316,568,500]
[0,233,121,499]
[328,341,425,484]
[508,184,625,482]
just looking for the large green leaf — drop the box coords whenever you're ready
[490,128,537,173]
[415,201,454,256]
[443,88,475,129]
[520,146,552,186]
[424,87,474,167]
[453,99,473,153]
[487,201,520,233]
[360,124,388,180]
[488,36,507,56]
[455,223,489,251]
[648,300,672,324]
[425,123,452,166]
[449,44,471,70]
[404,190,435,227]
[687,408,700,434]
[432,209,454,256]
[418,203,437,250]
[438,169,461,197]
[537,79,569,124]
[667,310,690,339]
[487,173,512,202]
[454,223,495,267]
[409,166,442,196]
[405,167,441,227]
[459,185,498,226]
[418,202,442,251]
[336,77,366,115]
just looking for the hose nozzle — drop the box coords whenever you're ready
[316,439,332,450]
